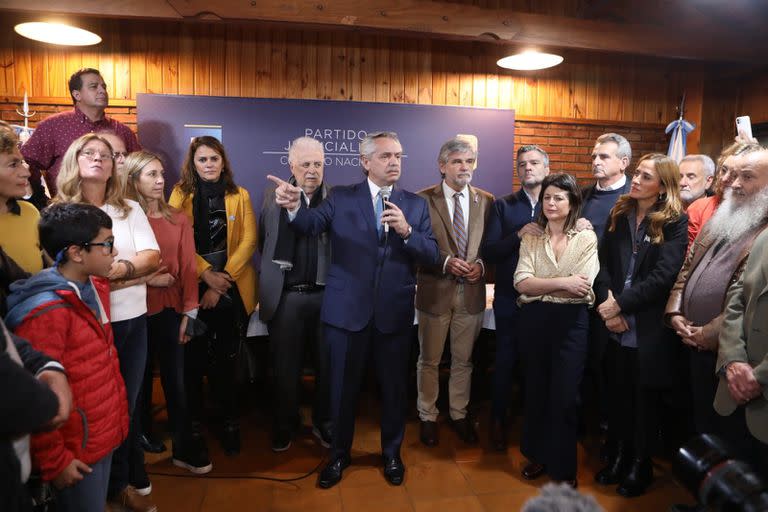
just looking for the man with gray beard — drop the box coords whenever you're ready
[665,145,768,435]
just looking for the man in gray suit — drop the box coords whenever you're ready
[715,147,768,477]
[259,136,332,452]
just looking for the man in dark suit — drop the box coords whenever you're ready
[268,131,439,488]
[259,136,332,453]
[415,137,494,447]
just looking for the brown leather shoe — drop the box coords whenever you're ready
[522,462,546,480]
[112,485,158,512]
[420,420,438,447]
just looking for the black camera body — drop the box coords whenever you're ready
[674,434,768,511]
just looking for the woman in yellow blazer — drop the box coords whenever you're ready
[169,136,257,456]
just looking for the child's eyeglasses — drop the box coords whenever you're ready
[80,240,116,254]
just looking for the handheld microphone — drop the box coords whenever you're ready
[381,186,392,233]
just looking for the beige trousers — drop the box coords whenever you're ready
[416,284,484,421]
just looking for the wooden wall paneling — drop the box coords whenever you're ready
[521,74,537,116]
[682,70,704,154]
[13,37,32,97]
[472,44,487,107]
[458,43,473,106]
[193,23,211,96]
[270,28,287,98]
[300,31,318,100]
[570,59,587,118]
[315,31,332,100]
[97,20,116,98]
[239,26,257,97]
[225,25,242,97]
[374,35,390,103]
[284,29,302,99]
[358,33,376,102]
[129,29,147,99]
[443,43,461,106]
[417,38,432,105]
[740,71,768,123]
[430,43,446,106]
[347,31,362,101]
[497,68,512,110]
[330,31,347,100]
[643,66,662,124]
[45,46,66,98]
[534,68,552,117]
[403,38,419,104]
[389,37,405,103]
[210,24,227,97]
[30,40,46,98]
[177,23,195,95]
[621,61,636,122]
[161,23,179,95]
[145,24,164,95]
[484,56,499,109]
[0,25,15,96]
[595,62,611,121]
[584,61,600,120]
[254,27,272,99]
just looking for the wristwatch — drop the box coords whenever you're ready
[402,225,413,240]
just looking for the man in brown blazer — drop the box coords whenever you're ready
[415,137,494,446]
[715,147,768,476]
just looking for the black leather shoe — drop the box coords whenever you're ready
[489,420,507,452]
[383,456,405,485]
[522,462,546,480]
[617,457,653,497]
[420,420,438,447]
[221,423,241,456]
[318,455,351,489]
[452,418,478,444]
[140,433,167,454]
[595,442,632,485]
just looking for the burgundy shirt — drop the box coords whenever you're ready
[21,106,140,196]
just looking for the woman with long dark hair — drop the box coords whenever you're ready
[593,153,687,497]
[514,173,599,488]
[169,136,257,455]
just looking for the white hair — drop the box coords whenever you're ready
[288,136,324,164]
[681,154,716,178]
[706,187,768,243]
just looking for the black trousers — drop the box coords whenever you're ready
[518,301,588,481]
[185,287,244,425]
[718,406,768,478]
[688,347,719,435]
[607,343,667,459]
[490,294,520,424]
[139,308,192,449]
[268,288,330,435]
[326,321,411,460]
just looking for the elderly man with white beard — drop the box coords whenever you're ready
[665,144,768,436]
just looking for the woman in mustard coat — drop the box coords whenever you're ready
[169,136,257,455]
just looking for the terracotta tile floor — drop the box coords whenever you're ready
[143,392,697,512]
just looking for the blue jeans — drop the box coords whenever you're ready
[56,452,113,512]
[108,315,148,497]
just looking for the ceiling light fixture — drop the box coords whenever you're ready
[14,22,101,46]
[497,50,563,71]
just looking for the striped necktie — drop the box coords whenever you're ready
[453,192,467,260]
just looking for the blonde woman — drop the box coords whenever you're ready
[169,136,257,455]
[593,153,688,497]
[54,133,160,509]
[125,150,212,475]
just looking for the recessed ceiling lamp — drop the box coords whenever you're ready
[14,22,101,46]
[497,50,563,71]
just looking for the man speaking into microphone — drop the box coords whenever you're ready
[268,131,439,488]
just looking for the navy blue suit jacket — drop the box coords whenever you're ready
[291,180,439,334]
[481,189,540,299]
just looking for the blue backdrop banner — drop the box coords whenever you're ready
[137,94,516,211]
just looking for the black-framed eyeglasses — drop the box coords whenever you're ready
[113,151,129,159]
[80,240,116,254]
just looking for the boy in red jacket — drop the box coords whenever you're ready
[5,203,129,512]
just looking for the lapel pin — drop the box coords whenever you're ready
[229,215,236,221]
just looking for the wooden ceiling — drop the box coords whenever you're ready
[2,0,767,63]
